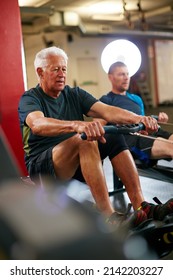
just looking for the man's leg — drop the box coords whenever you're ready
[124,133,172,166]
[52,135,114,216]
[125,130,173,160]
[151,137,173,159]
[99,133,173,221]
[111,150,145,210]
[97,134,145,210]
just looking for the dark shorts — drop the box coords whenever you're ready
[28,133,128,183]
[125,128,172,167]
[28,147,56,183]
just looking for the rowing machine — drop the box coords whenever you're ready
[128,214,173,259]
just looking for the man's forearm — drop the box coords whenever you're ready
[29,117,77,136]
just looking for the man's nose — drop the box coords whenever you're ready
[57,69,64,75]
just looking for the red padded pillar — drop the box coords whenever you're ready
[0,0,27,175]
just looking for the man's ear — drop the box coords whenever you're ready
[37,67,43,78]
[108,73,112,82]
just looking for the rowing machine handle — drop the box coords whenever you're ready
[151,115,159,121]
[81,123,145,140]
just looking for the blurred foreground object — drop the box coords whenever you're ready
[0,182,157,260]
[0,182,125,260]
[0,126,22,183]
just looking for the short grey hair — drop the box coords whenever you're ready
[34,46,68,79]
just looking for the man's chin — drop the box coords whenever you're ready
[56,85,65,91]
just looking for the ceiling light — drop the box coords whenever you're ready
[18,0,50,7]
[92,14,124,21]
[89,1,122,14]
[63,12,80,26]
[77,1,123,16]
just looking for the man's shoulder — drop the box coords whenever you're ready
[126,92,143,102]
[126,92,145,115]
[23,85,39,96]
[19,85,41,106]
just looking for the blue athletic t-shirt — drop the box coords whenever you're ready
[100,91,145,115]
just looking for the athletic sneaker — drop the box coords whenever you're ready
[141,197,173,221]
[107,205,148,229]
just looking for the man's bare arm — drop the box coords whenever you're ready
[26,111,106,142]
[87,101,158,134]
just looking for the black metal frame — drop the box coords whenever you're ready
[109,160,173,197]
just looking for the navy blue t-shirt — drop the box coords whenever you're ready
[100,91,144,115]
[18,85,98,166]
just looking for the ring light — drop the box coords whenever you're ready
[101,39,142,77]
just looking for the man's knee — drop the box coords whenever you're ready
[79,139,99,151]
[98,134,128,160]
[53,135,98,158]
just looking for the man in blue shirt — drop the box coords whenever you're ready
[100,61,173,167]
